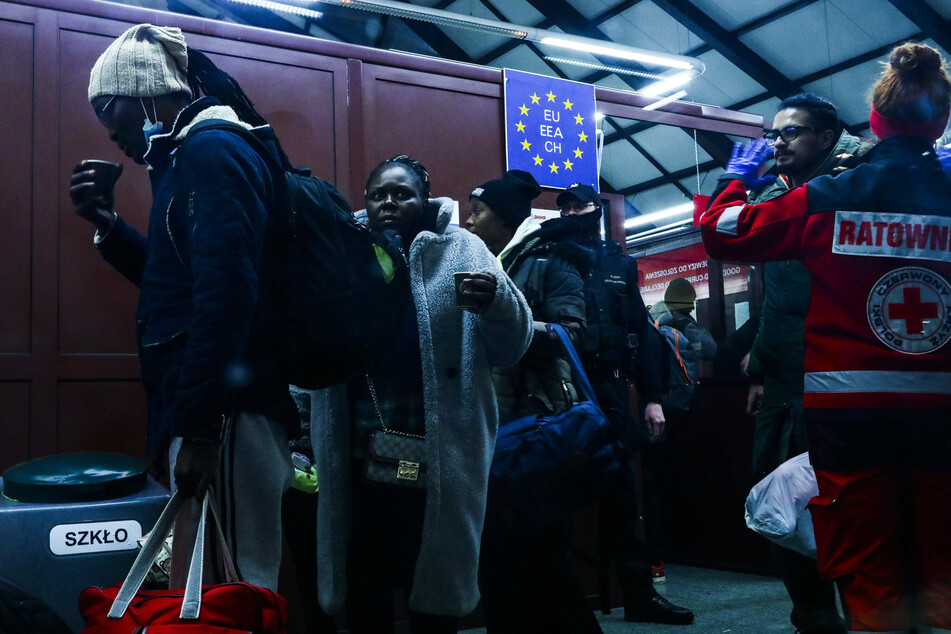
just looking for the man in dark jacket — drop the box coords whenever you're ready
[559,184,694,626]
[468,171,602,633]
[745,93,863,634]
[69,25,295,591]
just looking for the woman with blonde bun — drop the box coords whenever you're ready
[700,43,951,633]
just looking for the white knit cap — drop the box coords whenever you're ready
[88,24,191,103]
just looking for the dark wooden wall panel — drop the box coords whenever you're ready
[57,381,147,457]
[0,19,34,354]
[360,65,504,210]
[0,383,31,470]
[59,28,151,356]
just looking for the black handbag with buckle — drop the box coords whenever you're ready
[363,375,427,488]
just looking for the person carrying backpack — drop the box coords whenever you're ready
[558,184,694,625]
[70,24,297,591]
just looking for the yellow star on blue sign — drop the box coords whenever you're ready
[519,104,530,116]
[563,98,573,110]
[546,90,556,102]
[516,121,526,132]
[521,139,531,151]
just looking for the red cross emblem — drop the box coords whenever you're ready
[867,266,950,355]
[887,287,939,335]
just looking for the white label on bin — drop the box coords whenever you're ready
[49,520,142,556]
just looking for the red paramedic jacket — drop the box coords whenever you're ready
[701,136,951,410]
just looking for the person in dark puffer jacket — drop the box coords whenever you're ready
[466,170,602,634]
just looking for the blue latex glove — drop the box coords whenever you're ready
[725,139,776,190]
[936,144,951,173]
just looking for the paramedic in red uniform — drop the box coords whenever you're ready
[700,43,951,634]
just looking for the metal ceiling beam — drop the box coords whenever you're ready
[685,0,822,58]
[604,30,928,147]
[624,138,693,197]
[652,0,802,98]
[885,0,951,54]
[618,159,720,195]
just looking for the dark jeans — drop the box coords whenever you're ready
[282,489,337,633]
[599,456,657,601]
[770,542,844,633]
[480,519,603,634]
[588,375,657,600]
[347,462,458,634]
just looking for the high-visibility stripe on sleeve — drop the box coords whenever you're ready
[715,204,745,236]
[805,370,951,395]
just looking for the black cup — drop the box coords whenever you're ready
[454,272,481,309]
[83,159,122,207]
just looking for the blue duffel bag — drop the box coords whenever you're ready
[487,323,622,534]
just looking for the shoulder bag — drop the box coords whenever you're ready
[487,323,621,534]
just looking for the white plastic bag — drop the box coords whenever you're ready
[744,452,818,558]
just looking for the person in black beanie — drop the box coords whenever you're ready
[558,183,695,625]
[467,171,605,633]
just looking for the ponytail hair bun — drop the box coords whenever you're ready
[871,43,951,128]
[890,43,942,80]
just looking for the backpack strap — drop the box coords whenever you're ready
[547,323,600,408]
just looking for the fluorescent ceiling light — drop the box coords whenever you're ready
[642,90,688,111]
[543,56,666,80]
[226,0,323,19]
[311,0,704,73]
[539,37,694,70]
[640,70,697,97]
[625,201,694,229]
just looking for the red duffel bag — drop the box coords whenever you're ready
[79,489,287,633]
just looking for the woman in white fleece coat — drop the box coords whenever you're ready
[310,156,533,632]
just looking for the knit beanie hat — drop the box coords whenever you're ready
[470,170,542,228]
[88,24,191,103]
[665,277,697,312]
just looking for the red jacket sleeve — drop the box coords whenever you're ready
[700,179,812,262]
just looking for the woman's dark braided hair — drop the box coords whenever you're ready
[365,155,432,200]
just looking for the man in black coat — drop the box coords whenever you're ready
[560,184,694,625]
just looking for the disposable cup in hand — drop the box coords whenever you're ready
[84,159,122,206]
[454,272,481,308]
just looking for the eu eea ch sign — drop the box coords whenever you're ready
[503,69,599,191]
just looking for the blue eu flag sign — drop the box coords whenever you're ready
[504,69,599,191]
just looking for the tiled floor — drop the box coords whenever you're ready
[463,563,797,633]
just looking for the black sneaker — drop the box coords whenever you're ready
[624,595,695,625]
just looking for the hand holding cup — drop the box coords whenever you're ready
[455,272,497,313]
[70,159,123,232]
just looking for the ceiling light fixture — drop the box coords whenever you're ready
[543,56,667,80]
[538,36,693,70]
[624,201,694,229]
[226,0,324,19]
[640,70,697,97]
[642,90,688,111]
[311,0,705,73]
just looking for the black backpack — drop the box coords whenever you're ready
[181,120,408,389]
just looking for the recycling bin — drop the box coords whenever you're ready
[0,452,169,632]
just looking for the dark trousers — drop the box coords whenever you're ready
[598,456,656,602]
[770,542,843,633]
[282,489,337,633]
[347,463,459,634]
[480,519,603,634]
[638,436,665,566]
[588,375,657,602]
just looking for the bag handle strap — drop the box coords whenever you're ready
[108,488,238,620]
[546,323,600,408]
